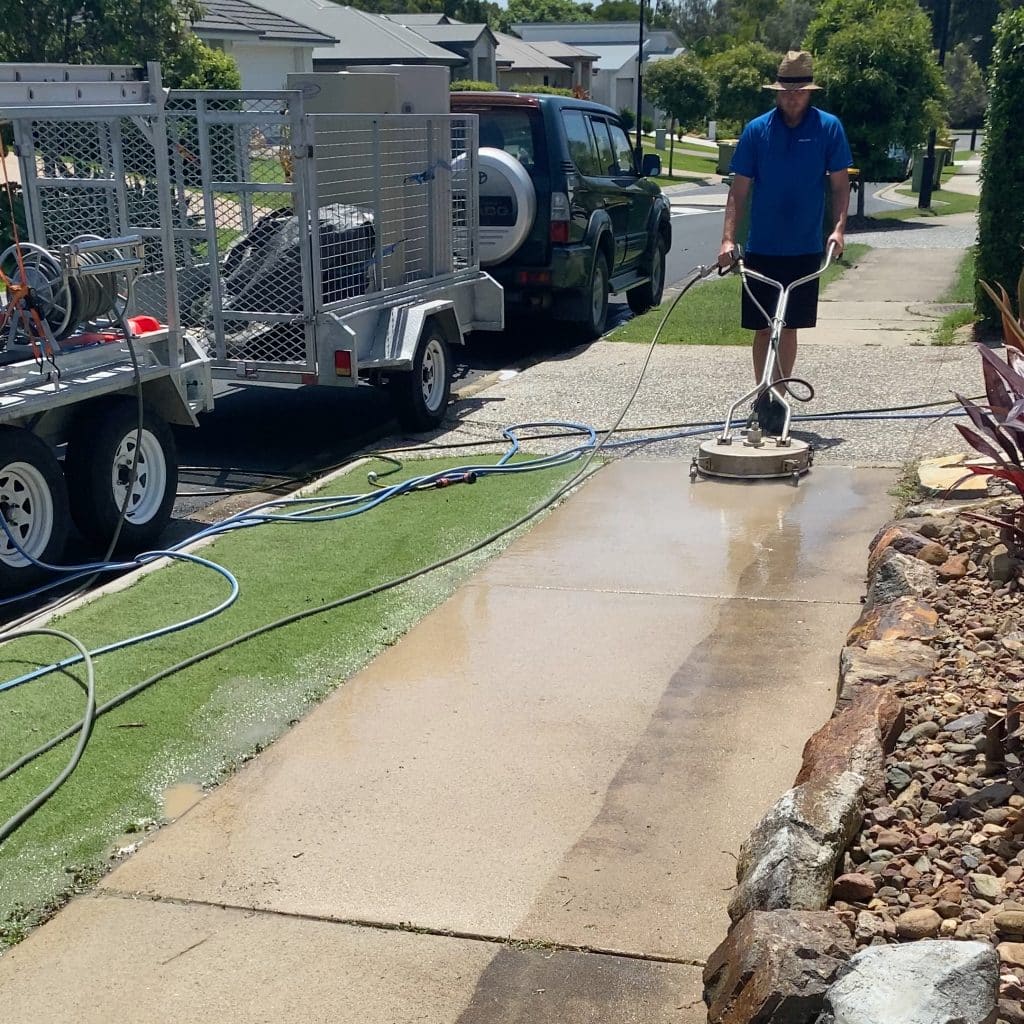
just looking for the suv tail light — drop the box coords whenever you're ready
[550,192,570,244]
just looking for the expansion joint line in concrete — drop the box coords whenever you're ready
[100,888,707,969]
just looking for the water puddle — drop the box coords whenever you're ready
[162,782,204,820]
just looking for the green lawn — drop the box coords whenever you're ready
[933,246,978,345]
[0,453,578,948]
[644,144,719,186]
[882,189,979,217]
[609,243,869,345]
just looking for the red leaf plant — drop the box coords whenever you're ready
[956,266,1024,552]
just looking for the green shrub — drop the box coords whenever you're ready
[450,79,498,91]
[507,83,572,96]
[618,107,636,131]
[642,115,654,133]
[976,8,1024,327]
[0,182,27,253]
[163,37,241,90]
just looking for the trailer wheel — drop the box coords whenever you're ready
[65,400,178,553]
[0,428,70,596]
[391,328,452,432]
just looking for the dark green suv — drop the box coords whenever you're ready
[451,92,671,339]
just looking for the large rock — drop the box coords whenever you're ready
[846,597,939,648]
[819,941,999,1024]
[867,526,949,577]
[864,548,938,609]
[795,687,904,805]
[729,771,865,922]
[703,910,854,1024]
[838,640,938,706]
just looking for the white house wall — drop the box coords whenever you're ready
[223,41,314,91]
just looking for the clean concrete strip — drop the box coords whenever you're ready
[0,895,703,1023]
[1,462,892,1020]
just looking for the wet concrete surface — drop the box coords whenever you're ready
[0,460,891,1021]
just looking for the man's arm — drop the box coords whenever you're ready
[719,173,752,269]
[827,168,849,257]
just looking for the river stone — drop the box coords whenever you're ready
[867,527,949,577]
[795,687,904,804]
[846,597,939,648]
[864,548,938,609]
[838,641,938,703]
[895,907,941,939]
[819,941,999,1024]
[832,873,877,903]
[729,772,865,922]
[703,909,854,1024]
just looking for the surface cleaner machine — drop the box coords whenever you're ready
[691,244,837,486]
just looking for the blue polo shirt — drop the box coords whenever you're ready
[730,106,852,256]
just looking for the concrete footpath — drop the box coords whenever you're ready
[0,464,892,1022]
[0,161,983,1022]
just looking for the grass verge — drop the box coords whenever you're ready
[0,452,580,948]
[609,243,869,345]
[933,247,978,346]
[889,460,927,517]
[884,188,979,217]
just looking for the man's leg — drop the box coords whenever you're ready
[752,327,798,385]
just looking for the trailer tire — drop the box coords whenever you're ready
[391,328,452,432]
[65,400,178,553]
[0,428,70,596]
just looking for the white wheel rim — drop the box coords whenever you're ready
[592,265,605,323]
[421,339,447,414]
[111,428,167,525]
[0,461,55,568]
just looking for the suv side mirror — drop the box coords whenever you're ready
[641,154,662,178]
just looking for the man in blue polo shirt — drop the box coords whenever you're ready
[717,50,852,434]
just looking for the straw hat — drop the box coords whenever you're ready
[764,50,822,91]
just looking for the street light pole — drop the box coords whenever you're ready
[635,0,646,165]
[919,0,952,209]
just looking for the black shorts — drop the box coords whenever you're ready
[740,252,822,331]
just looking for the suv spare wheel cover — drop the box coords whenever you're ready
[471,147,537,267]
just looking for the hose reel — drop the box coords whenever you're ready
[0,235,142,347]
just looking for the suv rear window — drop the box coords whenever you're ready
[478,109,542,172]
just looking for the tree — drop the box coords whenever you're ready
[945,42,987,128]
[703,41,780,126]
[976,8,1024,325]
[0,1,238,90]
[0,0,199,64]
[644,54,715,129]
[806,0,946,180]
[593,1,641,19]
[917,0,1023,72]
[503,0,594,27]
[661,0,736,55]
[761,0,818,51]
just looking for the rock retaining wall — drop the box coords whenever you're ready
[703,500,1023,1024]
